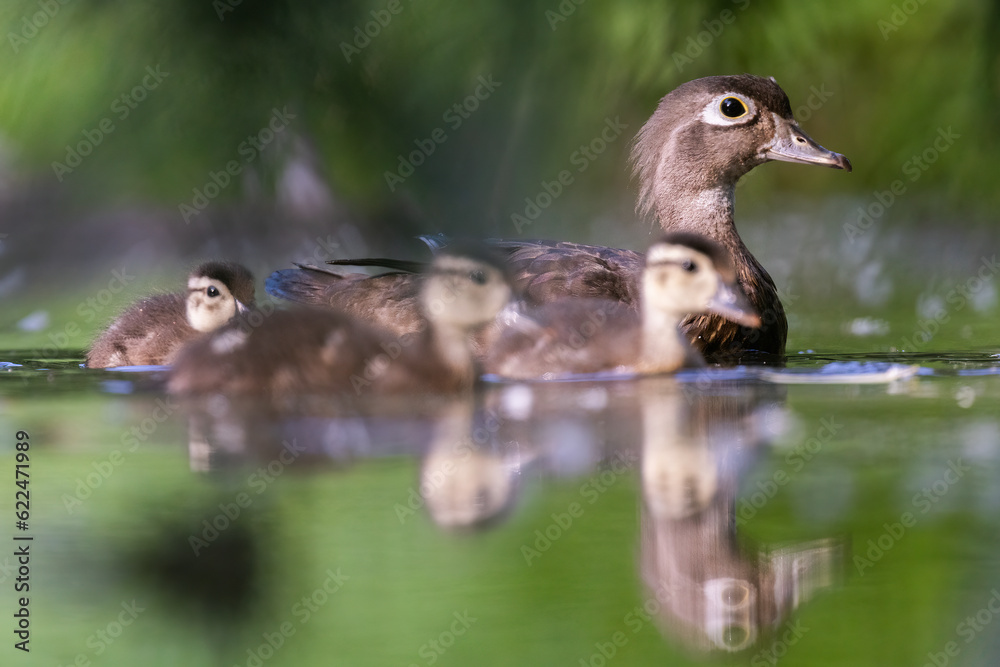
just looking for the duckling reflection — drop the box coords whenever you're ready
[637,379,845,653]
[418,398,522,530]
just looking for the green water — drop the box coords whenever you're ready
[2,350,999,666]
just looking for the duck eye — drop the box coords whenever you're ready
[206,286,220,297]
[682,260,697,273]
[469,270,487,285]
[720,96,748,119]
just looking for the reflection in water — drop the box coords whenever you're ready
[420,398,522,529]
[177,373,846,656]
[637,379,845,653]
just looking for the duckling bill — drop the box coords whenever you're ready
[86,262,255,368]
[265,74,850,364]
[483,233,759,379]
[168,245,512,399]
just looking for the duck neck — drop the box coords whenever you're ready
[639,304,700,372]
[654,180,737,241]
[653,179,774,311]
[425,322,477,388]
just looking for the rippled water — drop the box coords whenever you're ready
[2,350,1000,666]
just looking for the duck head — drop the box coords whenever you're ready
[419,243,513,331]
[642,232,761,328]
[186,261,256,333]
[631,74,851,229]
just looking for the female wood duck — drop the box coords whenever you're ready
[168,244,512,398]
[266,75,850,363]
[86,262,255,368]
[483,233,760,379]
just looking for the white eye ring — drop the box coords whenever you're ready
[701,93,756,126]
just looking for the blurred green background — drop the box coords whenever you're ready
[0,0,998,350]
[2,4,1000,665]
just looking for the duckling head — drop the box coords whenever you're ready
[631,74,851,225]
[643,233,761,328]
[186,262,256,333]
[419,243,513,331]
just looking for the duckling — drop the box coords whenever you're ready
[265,74,849,363]
[168,244,512,399]
[85,262,255,368]
[483,233,760,379]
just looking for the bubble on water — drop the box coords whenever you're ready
[499,384,533,420]
[854,261,893,306]
[971,280,997,313]
[961,420,999,463]
[17,310,49,332]
[753,404,793,442]
[843,317,890,337]
[955,385,976,409]
[539,419,598,476]
[577,387,608,411]
[100,380,134,395]
[917,292,946,320]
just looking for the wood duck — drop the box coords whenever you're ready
[483,233,759,379]
[168,244,512,398]
[86,262,255,368]
[265,74,850,363]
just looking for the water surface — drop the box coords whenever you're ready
[2,350,999,666]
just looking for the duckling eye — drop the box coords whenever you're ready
[720,97,747,119]
[682,260,697,273]
[206,286,220,297]
[469,270,487,285]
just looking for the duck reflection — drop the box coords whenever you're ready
[637,377,845,653]
[177,370,845,657]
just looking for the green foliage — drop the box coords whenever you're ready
[1,0,997,238]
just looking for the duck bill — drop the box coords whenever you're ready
[765,120,852,172]
[707,282,762,328]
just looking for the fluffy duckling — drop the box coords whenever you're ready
[266,75,849,363]
[86,262,255,368]
[168,244,512,399]
[482,233,760,379]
